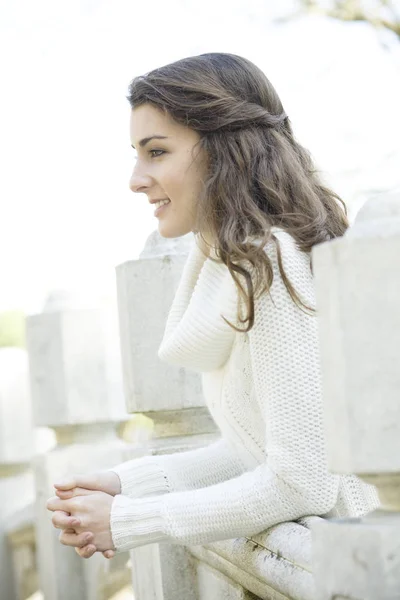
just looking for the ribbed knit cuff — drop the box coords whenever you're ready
[110,495,169,553]
[109,457,170,499]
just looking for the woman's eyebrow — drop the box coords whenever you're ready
[131,135,169,150]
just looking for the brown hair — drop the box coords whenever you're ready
[127,52,349,332]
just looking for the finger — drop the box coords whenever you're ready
[54,473,103,492]
[46,496,69,512]
[55,487,98,499]
[52,511,81,529]
[54,477,80,491]
[103,550,115,559]
[59,531,94,548]
[75,544,97,559]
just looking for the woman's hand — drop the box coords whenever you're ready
[47,488,115,558]
[54,471,121,497]
[51,471,121,559]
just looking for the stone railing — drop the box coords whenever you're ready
[2,191,397,599]
[311,192,400,599]
[0,347,35,600]
[1,297,139,599]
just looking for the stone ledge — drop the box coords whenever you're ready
[188,516,322,600]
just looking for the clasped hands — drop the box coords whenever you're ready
[46,471,121,559]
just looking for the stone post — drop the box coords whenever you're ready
[311,192,400,599]
[26,294,134,600]
[0,347,35,600]
[116,231,219,600]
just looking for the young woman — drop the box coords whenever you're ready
[47,52,379,559]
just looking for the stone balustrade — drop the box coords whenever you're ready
[5,503,38,600]
[311,192,400,599]
[26,296,137,600]
[2,191,397,599]
[1,296,140,599]
[0,347,35,600]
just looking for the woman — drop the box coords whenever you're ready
[46,52,379,559]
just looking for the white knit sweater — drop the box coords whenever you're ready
[110,229,379,552]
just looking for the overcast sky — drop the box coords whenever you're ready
[1,0,399,314]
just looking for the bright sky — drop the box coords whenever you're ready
[1,0,399,314]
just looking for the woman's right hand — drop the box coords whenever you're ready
[54,471,121,498]
[52,471,121,559]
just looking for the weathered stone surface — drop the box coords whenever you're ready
[312,192,400,598]
[312,193,400,475]
[116,233,204,414]
[312,513,400,599]
[189,518,317,600]
[0,348,34,463]
[0,470,34,600]
[139,230,194,259]
[5,503,38,600]
[130,544,198,600]
[26,308,127,427]
[196,560,259,599]
[0,348,35,600]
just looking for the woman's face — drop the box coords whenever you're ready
[129,103,207,239]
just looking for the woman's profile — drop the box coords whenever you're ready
[46,52,380,559]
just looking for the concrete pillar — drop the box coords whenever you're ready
[26,297,134,600]
[116,231,218,600]
[0,347,35,600]
[311,192,400,599]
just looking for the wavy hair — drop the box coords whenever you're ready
[127,52,349,332]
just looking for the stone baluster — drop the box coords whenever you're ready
[0,347,35,600]
[311,192,400,599]
[116,231,219,600]
[25,293,135,600]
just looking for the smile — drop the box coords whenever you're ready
[154,200,171,217]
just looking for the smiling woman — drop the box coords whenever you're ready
[129,104,207,239]
[47,52,380,560]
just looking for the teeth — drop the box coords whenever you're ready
[155,199,170,209]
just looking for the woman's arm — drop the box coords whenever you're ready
[110,436,248,499]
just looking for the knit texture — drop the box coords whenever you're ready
[112,437,248,498]
[110,229,380,552]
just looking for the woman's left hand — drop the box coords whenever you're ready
[46,488,115,553]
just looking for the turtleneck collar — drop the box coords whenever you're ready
[157,239,240,373]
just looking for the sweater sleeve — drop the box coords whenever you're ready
[110,233,340,552]
[109,437,248,499]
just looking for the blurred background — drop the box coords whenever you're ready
[1,0,399,340]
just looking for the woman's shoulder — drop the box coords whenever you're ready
[257,228,315,298]
[247,227,299,248]
[249,227,309,268]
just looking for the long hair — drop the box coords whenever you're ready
[127,52,349,332]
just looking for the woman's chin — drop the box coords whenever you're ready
[158,223,193,239]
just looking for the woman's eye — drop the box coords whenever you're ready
[149,149,165,158]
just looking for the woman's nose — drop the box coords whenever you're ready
[129,168,152,194]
